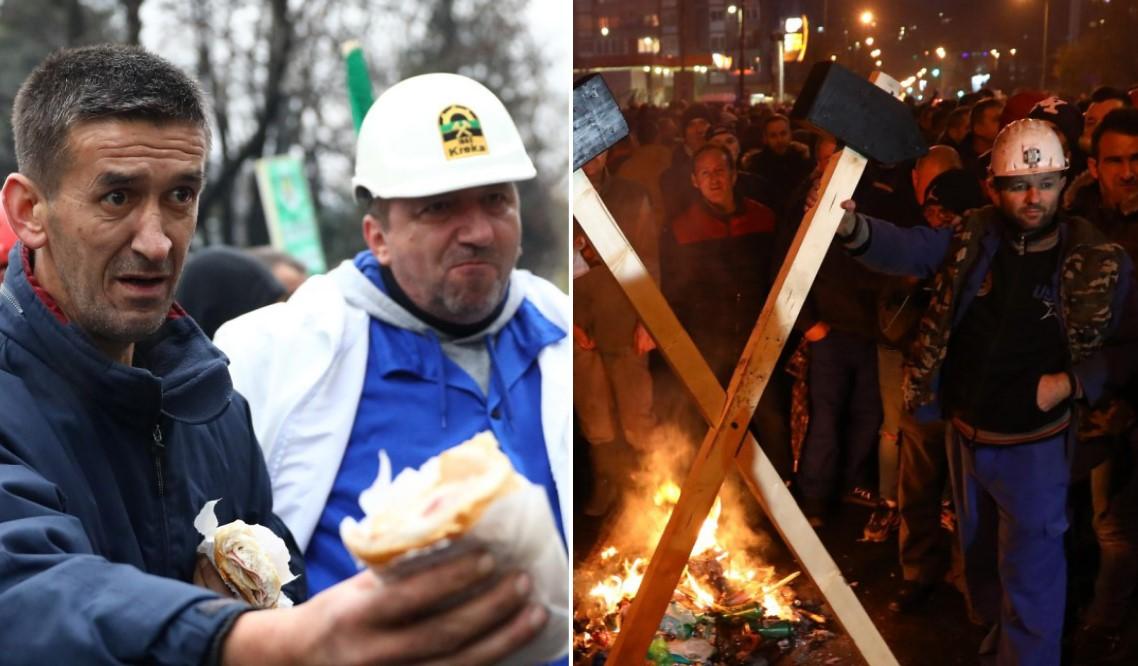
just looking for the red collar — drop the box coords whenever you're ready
[21,245,68,324]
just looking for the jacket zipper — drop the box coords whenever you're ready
[0,283,22,315]
[151,422,172,574]
[152,423,166,496]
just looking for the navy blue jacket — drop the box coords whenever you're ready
[847,208,1138,419]
[0,247,304,665]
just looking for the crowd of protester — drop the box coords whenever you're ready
[574,81,1138,664]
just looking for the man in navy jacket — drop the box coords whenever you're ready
[0,45,540,666]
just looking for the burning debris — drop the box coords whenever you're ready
[575,479,836,665]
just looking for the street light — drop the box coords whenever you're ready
[727,2,746,105]
[1039,0,1050,87]
[865,36,875,46]
[935,46,946,59]
[1018,0,1050,87]
[600,26,609,37]
[859,10,874,25]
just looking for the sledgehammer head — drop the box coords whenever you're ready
[792,62,927,165]
[573,74,628,171]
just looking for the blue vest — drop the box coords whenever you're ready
[306,258,566,596]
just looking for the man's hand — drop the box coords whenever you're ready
[193,554,238,599]
[222,549,548,666]
[1037,372,1073,412]
[574,324,596,351]
[633,322,656,355]
[837,199,858,237]
[804,178,821,213]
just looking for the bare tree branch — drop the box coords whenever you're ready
[198,0,294,244]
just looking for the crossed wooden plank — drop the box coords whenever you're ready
[572,144,898,664]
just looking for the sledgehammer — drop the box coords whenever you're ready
[573,66,924,665]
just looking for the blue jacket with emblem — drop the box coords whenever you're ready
[843,208,1138,421]
[0,246,304,665]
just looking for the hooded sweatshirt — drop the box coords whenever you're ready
[303,252,566,594]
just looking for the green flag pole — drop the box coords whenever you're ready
[342,39,375,134]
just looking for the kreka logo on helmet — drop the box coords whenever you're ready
[352,73,535,199]
[439,105,489,160]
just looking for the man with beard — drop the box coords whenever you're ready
[215,73,568,662]
[1066,88,1132,216]
[0,44,307,664]
[1067,107,1138,662]
[835,118,1138,665]
[0,46,554,666]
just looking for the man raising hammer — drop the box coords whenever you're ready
[835,119,1138,664]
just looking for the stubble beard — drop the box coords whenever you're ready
[437,270,510,324]
[52,247,174,345]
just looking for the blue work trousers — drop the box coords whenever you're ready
[948,428,1069,666]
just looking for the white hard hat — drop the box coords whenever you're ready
[989,118,1068,177]
[353,73,536,199]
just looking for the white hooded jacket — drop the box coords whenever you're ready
[214,260,572,552]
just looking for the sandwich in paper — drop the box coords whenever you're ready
[340,431,520,565]
[194,499,299,608]
[340,431,570,664]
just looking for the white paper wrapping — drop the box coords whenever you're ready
[341,444,570,665]
[193,499,299,608]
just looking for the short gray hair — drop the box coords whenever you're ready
[12,44,211,196]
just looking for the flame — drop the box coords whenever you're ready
[588,557,646,610]
[681,569,719,608]
[693,495,722,555]
[584,479,800,626]
[653,481,681,506]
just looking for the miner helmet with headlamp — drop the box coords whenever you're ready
[988,118,1069,231]
[989,118,1068,178]
[352,73,536,200]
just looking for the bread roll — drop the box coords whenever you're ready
[341,431,520,567]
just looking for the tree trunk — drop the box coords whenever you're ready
[198,0,294,243]
[120,0,144,46]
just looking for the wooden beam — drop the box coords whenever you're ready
[573,148,898,665]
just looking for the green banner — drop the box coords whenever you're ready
[254,155,327,274]
[342,39,375,134]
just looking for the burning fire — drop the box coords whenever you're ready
[584,481,799,622]
[575,429,828,664]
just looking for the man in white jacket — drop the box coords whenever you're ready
[215,73,570,664]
